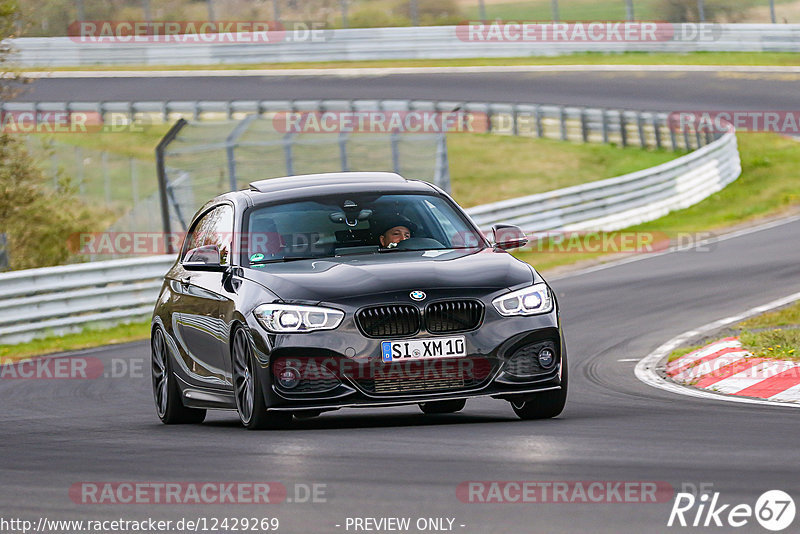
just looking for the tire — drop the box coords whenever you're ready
[510,356,568,420]
[151,327,206,424]
[419,399,467,414]
[231,326,291,430]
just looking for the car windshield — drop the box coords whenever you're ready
[241,193,485,266]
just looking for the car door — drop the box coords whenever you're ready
[172,204,235,388]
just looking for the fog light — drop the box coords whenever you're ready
[277,367,301,389]
[538,348,555,368]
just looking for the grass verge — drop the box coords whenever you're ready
[449,134,678,207]
[668,301,800,363]
[513,132,800,271]
[739,301,800,361]
[0,320,151,362]
[23,52,800,72]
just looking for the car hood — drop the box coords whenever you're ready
[242,249,536,303]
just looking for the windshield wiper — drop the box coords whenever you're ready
[250,256,316,265]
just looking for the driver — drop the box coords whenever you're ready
[376,215,418,248]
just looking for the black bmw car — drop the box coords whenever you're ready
[151,172,567,429]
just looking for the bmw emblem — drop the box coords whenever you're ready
[410,290,426,301]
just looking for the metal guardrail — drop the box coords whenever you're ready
[465,130,740,231]
[0,255,174,345]
[9,24,800,66]
[1,99,709,152]
[0,98,740,344]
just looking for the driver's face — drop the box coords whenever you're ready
[380,226,411,247]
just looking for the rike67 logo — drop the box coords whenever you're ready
[668,488,795,531]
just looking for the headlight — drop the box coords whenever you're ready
[492,283,553,316]
[254,303,344,333]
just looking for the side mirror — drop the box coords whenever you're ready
[492,224,528,251]
[183,245,227,272]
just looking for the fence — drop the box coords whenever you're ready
[10,98,715,258]
[10,24,800,66]
[158,113,449,236]
[0,128,740,344]
[23,138,155,234]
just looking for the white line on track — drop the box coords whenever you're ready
[634,291,800,408]
[20,64,800,78]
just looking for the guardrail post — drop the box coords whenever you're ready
[511,104,518,136]
[559,106,568,141]
[637,112,646,147]
[619,112,628,147]
[683,128,693,151]
[695,129,703,148]
[580,109,589,143]
[534,105,544,138]
[156,118,188,255]
[669,121,678,151]
[652,115,663,150]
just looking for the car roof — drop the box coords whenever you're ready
[242,172,438,205]
[248,172,408,194]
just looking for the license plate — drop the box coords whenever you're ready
[381,336,466,362]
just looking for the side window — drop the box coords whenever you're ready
[183,205,235,265]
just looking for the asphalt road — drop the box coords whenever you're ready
[3,68,800,533]
[14,70,800,111]
[2,218,800,533]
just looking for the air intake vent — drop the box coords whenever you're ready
[356,305,420,338]
[425,300,484,333]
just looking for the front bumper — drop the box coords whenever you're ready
[245,305,565,411]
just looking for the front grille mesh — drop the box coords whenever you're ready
[426,300,484,333]
[374,375,465,393]
[504,342,556,377]
[356,305,420,337]
[355,357,494,394]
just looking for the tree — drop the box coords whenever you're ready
[0,0,102,270]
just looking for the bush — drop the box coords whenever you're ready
[0,135,108,270]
